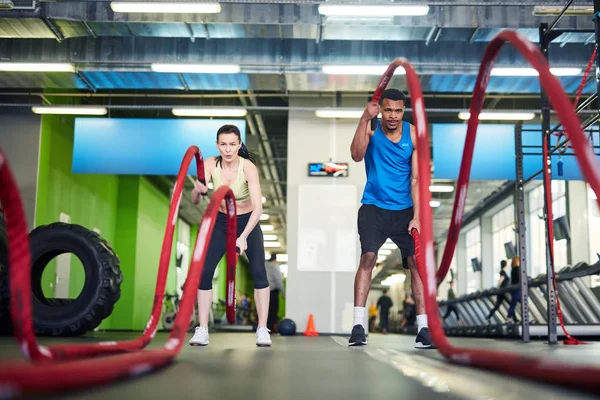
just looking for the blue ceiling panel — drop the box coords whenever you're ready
[183,73,251,90]
[82,72,185,90]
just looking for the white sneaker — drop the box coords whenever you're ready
[256,326,272,347]
[189,326,209,346]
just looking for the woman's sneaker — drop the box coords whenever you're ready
[189,326,209,346]
[256,326,272,347]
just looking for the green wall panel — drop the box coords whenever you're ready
[34,112,184,331]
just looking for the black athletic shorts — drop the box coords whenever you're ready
[357,204,415,267]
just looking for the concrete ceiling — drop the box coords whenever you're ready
[0,0,597,262]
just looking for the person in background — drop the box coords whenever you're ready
[486,260,510,321]
[368,302,378,332]
[399,293,417,329]
[441,280,461,324]
[265,253,285,332]
[377,289,393,334]
[506,256,522,323]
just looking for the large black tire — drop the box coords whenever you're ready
[0,219,123,336]
[27,223,123,336]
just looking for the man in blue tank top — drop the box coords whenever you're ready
[348,89,433,349]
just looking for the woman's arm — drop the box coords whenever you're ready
[239,161,263,240]
[191,157,214,204]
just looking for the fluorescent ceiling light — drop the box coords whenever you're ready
[381,243,397,250]
[491,67,581,76]
[381,273,407,286]
[376,255,387,263]
[0,62,74,72]
[276,254,288,262]
[378,249,392,256]
[322,65,405,75]
[261,225,274,232]
[458,112,536,121]
[318,4,429,17]
[32,106,107,116]
[430,185,454,193]
[260,214,270,221]
[550,68,583,76]
[172,108,247,117]
[110,2,221,14]
[315,108,382,119]
[533,5,593,16]
[264,252,271,260]
[151,63,240,73]
[263,234,278,241]
[264,241,281,248]
[430,200,441,207]
[261,196,266,204]
[207,182,214,189]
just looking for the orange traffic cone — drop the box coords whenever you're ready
[303,314,319,337]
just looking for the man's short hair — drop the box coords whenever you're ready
[380,88,406,104]
[501,260,507,268]
[269,253,277,262]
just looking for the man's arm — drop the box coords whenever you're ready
[350,101,379,162]
[408,125,420,232]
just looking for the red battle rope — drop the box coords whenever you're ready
[542,48,596,345]
[377,29,600,392]
[0,145,237,396]
[0,145,236,362]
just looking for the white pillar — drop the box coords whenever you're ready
[286,96,367,334]
[456,234,467,296]
[481,216,494,289]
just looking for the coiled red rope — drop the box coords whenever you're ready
[0,145,238,396]
[377,30,600,391]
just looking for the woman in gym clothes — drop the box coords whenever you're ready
[189,124,271,347]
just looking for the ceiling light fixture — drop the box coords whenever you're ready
[491,67,581,76]
[151,63,240,74]
[111,2,222,14]
[32,106,107,116]
[264,241,281,248]
[458,112,536,121]
[430,200,441,207]
[315,108,382,119]
[429,185,454,193]
[322,65,405,75]
[318,4,429,17]
[0,62,75,72]
[172,108,247,117]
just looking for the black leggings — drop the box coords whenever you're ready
[199,211,269,290]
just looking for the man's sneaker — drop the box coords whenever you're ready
[256,326,272,347]
[348,324,367,347]
[189,326,209,346]
[415,327,435,349]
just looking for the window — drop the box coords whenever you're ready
[528,181,567,278]
[465,224,482,293]
[492,204,515,278]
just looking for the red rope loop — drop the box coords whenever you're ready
[376,30,600,392]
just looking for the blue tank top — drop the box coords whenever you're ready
[361,120,414,210]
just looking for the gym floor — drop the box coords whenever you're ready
[1,332,600,399]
